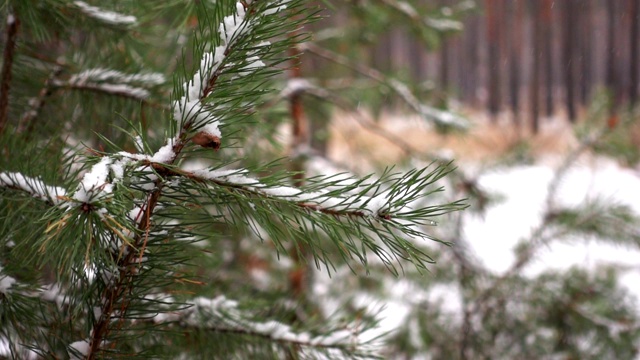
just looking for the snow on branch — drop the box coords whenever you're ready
[65,137,179,207]
[0,266,16,294]
[388,78,468,128]
[574,305,640,338]
[69,68,165,87]
[0,171,67,204]
[379,0,463,31]
[68,340,90,359]
[173,1,285,140]
[57,67,166,101]
[154,295,379,354]
[73,1,137,26]
[192,167,394,218]
[54,79,151,100]
[301,42,469,129]
[129,161,456,225]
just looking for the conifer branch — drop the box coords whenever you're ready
[300,42,468,129]
[281,79,424,158]
[0,171,67,205]
[17,66,63,134]
[0,10,19,136]
[373,0,465,32]
[151,295,380,358]
[279,79,484,207]
[72,1,138,27]
[51,80,155,103]
[49,68,169,109]
[83,1,302,356]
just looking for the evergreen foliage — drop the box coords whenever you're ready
[3,0,640,358]
[0,0,465,358]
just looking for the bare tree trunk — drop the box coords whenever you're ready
[579,0,593,105]
[486,0,501,120]
[531,0,541,133]
[465,16,481,105]
[562,0,577,122]
[630,0,639,106]
[507,0,523,127]
[606,0,617,108]
[441,35,450,96]
[542,0,555,117]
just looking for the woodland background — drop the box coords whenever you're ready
[316,0,640,131]
[2,0,640,359]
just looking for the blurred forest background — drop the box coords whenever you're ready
[3,0,640,358]
[310,0,640,132]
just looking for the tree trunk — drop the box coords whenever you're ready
[606,0,617,108]
[541,0,554,117]
[562,0,577,122]
[531,0,541,133]
[630,0,639,106]
[507,0,523,127]
[486,0,501,120]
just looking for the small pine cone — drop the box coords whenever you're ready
[192,131,221,150]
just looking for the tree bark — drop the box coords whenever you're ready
[606,0,617,109]
[486,0,501,120]
[541,0,555,117]
[630,0,639,106]
[507,0,523,127]
[531,0,541,133]
[562,0,577,122]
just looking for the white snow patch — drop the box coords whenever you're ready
[150,140,176,163]
[0,266,16,294]
[70,68,165,86]
[0,172,67,204]
[68,339,90,359]
[464,159,640,305]
[73,157,114,203]
[73,1,137,26]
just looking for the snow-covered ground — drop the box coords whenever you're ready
[343,154,640,353]
[465,156,640,301]
[317,113,640,353]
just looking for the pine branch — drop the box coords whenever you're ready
[80,2,306,357]
[0,171,67,205]
[150,295,382,359]
[281,79,424,158]
[51,79,158,103]
[574,305,640,336]
[17,66,63,134]
[143,162,434,221]
[300,42,469,129]
[278,78,484,211]
[72,1,138,27]
[373,0,464,32]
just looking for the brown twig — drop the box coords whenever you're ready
[17,66,63,135]
[300,42,467,129]
[286,31,311,301]
[0,10,20,136]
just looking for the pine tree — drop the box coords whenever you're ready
[0,1,466,358]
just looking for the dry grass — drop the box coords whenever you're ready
[327,110,580,169]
